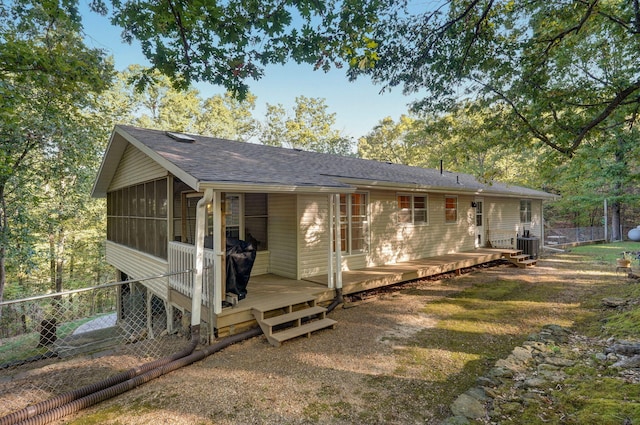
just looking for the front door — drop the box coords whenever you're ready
[474,198,484,248]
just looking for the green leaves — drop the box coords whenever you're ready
[351,0,640,158]
[104,0,396,98]
[260,95,352,155]
[0,0,114,301]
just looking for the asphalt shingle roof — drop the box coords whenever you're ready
[117,125,554,199]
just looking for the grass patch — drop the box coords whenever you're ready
[374,244,640,423]
[571,241,640,265]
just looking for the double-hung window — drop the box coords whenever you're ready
[397,194,428,225]
[339,193,368,254]
[520,200,532,223]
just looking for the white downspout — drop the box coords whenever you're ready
[211,191,223,315]
[328,194,334,289]
[193,188,213,330]
[333,193,343,291]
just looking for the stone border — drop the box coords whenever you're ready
[444,324,640,424]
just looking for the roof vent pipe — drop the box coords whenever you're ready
[457,175,460,184]
[440,160,443,175]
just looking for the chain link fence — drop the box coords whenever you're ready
[544,226,606,246]
[0,275,194,419]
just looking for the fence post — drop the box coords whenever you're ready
[38,318,57,347]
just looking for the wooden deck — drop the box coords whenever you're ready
[213,248,515,337]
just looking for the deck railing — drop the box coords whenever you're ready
[487,229,517,249]
[168,241,215,306]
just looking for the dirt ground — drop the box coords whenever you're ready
[5,256,618,425]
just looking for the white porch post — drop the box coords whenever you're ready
[193,188,213,330]
[333,193,343,290]
[327,195,335,289]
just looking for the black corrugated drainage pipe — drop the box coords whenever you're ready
[8,327,263,425]
[0,327,201,425]
[326,288,343,313]
[2,289,344,425]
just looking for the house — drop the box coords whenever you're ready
[92,125,556,344]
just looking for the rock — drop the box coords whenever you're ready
[595,352,607,361]
[523,340,547,352]
[612,355,640,368]
[611,343,640,356]
[537,363,559,372]
[539,370,566,382]
[490,366,515,378]
[511,346,534,363]
[476,376,500,387]
[451,393,486,419]
[543,356,575,367]
[495,357,527,373]
[466,387,489,402]
[607,353,619,362]
[524,377,548,388]
[602,298,628,308]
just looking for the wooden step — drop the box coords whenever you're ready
[508,257,537,268]
[269,318,337,347]
[518,259,537,267]
[251,293,317,319]
[511,254,530,262]
[251,293,337,347]
[260,305,328,328]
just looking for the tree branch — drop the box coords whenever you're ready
[166,0,192,67]
[541,0,599,55]
[570,79,640,152]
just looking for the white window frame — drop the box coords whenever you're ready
[224,193,243,239]
[397,193,429,225]
[520,199,532,223]
[339,192,369,255]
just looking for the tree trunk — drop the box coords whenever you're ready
[612,198,622,241]
[0,184,6,309]
[611,138,627,241]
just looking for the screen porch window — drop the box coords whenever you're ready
[397,194,427,224]
[445,196,458,223]
[107,178,168,259]
[520,200,532,223]
[339,193,368,254]
[179,192,269,251]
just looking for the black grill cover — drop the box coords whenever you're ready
[225,238,257,300]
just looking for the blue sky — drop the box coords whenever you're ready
[80,5,417,141]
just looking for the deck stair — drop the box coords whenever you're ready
[251,293,337,347]
[504,250,537,268]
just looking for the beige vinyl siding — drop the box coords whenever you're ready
[268,194,298,278]
[106,241,169,300]
[366,191,477,266]
[367,190,400,265]
[109,144,167,191]
[251,251,269,276]
[485,197,521,234]
[298,194,330,278]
